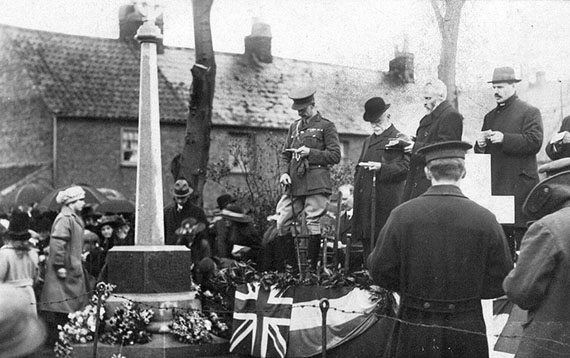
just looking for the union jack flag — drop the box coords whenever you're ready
[230,283,293,358]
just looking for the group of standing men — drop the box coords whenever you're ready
[277,66,570,357]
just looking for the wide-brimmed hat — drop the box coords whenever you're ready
[523,169,570,220]
[289,86,317,110]
[0,284,47,357]
[363,97,391,122]
[221,204,253,223]
[96,214,125,229]
[216,194,236,209]
[488,67,521,84]
[170,179,193,198]
[6,209,31,241]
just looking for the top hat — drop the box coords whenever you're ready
[488,67,521,84]
[417,141,472,163]
[217,194,236,209]
[6,209,31,241]
[289,86,317,110]
[221,204,253,223]
[523,169,570,220]
[538,158,570,177]
[170,179,193,197]
[363,97,391,122]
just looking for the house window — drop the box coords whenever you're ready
[228,132,254,174]
[121,128,138,167]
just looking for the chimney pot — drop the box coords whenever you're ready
[536,71,546,86]
[244,18,272,64]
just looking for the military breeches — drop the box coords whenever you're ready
[275,194,329,235]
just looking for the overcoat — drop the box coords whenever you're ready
[278,112,341,197]
[367,185,513,358]
[545,115,570,160]
[352,124,409,259]
[401,100,463,202]
[474,95,543,227]
[39,205,88,313]
[163,200,209,245]
[0,245,39,317]
[503,204,570,358]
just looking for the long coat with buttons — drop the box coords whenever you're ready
[352,124,410,259]
[401,100,463,202]
[367,185,513,358]
[278,112,341,197]
[474,95,543,227]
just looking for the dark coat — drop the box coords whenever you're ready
[278,112,341,196]
[367,185,513,358]
[503,204,570,358]
[545,115,570,160]
[352,124,409,259]
[163,201,209,245]
[401,100,463,202]
[474,95,543,227]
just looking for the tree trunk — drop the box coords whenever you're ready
[431,0,466,110]
[178,0,216,206]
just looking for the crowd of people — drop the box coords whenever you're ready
[1,65,570,357]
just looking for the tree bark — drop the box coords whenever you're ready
[178,0,216,206]
[431,0,466,109]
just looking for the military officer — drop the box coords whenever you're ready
[274,85,341,270]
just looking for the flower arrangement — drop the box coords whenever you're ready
[100,300,154,345]
[169,310,229,344]
[54,283,116,358]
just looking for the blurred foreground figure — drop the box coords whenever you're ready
[368,141,513,358]
[0,284,47,357]
[503,159,570,358]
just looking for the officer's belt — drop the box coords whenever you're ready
[401,293,480,313]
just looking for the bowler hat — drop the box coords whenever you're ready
[488,67,521,84]
[417,141,472,163]
[217,194,236,209]
[289,86,316,110]
[363,97,391,122]
[221,204,253,223]
[170,179,193,197]
[523,169,570,220]
[6,209,31,241]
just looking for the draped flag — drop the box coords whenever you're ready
[230,284,379,358]
[230,283,294,358]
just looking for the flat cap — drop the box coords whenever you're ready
[417,141,472,163]
[289,85,316,110]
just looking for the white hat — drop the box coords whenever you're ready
[56,186,86,205]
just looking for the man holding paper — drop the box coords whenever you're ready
[474,67,543,259]
[352,97,410,262]
[546,115,570,160]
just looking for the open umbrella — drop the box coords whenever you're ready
[98,199,135,214]
[14,183,54,207]
[39,184,108,212]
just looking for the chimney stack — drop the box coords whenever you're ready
[244,18,272,64]
[119,3,164,54]
[388,35,414,84]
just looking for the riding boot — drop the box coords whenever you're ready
[276,233,296,271]
[307,234,322,270]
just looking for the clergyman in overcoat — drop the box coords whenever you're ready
[368,141,513,358]
[474,66,543,258]
[503,159,570,358]
[401,79,463,202]
[352,97,409,261]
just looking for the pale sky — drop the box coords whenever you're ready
[0,0,569,87]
